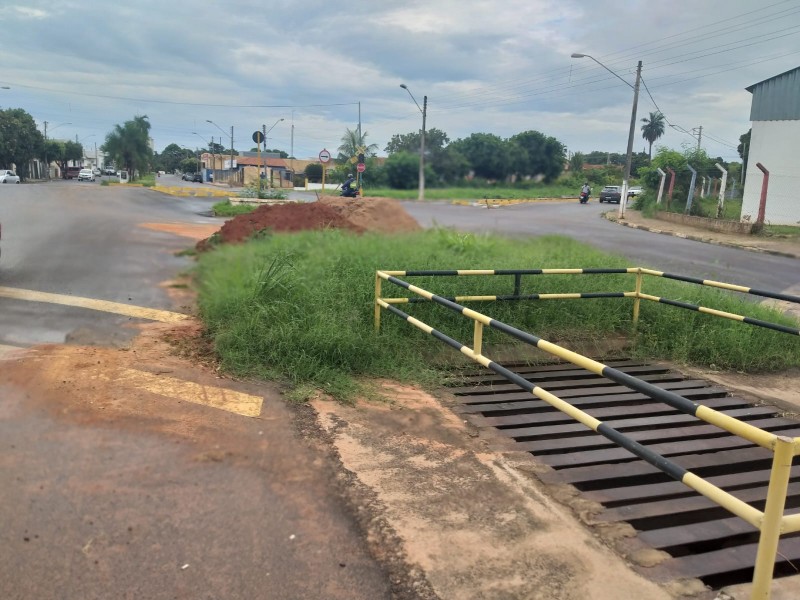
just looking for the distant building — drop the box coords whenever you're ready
[741,66,800,225]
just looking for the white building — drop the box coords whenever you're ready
[741,66,800,225]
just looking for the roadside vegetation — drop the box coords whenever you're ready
[365,184,576,200]
[212,200,258,217]
[194,229,800,402]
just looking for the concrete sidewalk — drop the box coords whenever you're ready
[606,210,800,259]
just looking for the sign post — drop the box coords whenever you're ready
[252,130,265,194]
[319,148,331,192]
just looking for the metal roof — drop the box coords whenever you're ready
[745,66,800,121]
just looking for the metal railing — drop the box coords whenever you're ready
[374,267,800,599]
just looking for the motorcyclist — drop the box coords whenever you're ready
[342,173,357,197]
[581,182,591,196]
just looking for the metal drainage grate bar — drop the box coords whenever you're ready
[449,359,800,589]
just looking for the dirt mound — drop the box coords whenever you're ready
[317,196,422,234]
[198,197,420,250]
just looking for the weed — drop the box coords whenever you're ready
[212,200,258,217]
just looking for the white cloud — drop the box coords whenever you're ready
[11,6,47,19]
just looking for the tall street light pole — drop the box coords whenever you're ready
[400,84,427,202]
[206,120,234,185]
[571,53,642,219]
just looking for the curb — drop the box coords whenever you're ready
[606,214,800,260]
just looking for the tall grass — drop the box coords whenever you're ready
[194,229,800,400]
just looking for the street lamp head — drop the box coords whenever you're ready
[1,86,9,90]
[399,83,408,89]
[205,119,213,124]
[571,53,587,58]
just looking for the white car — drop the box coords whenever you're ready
[77,168,95,182]
[0,169,20,184]
[92,167,101,177]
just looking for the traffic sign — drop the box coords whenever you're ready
[318,148,331,163]
[357,163,365,173]
[252,131,264,144]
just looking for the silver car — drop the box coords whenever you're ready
[0,169,20,184]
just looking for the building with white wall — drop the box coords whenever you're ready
[741,66,800,225]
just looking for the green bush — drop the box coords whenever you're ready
[212,200,257,217]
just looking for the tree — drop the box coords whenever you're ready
[0,108,44,180]
[508,130,565,182]
[640,112,666,161]
[450,133,511,180]
[569,152,584,172]
[159,143,191,173]
[304,163,323,182]
[434,146,470,184]
[336,127,378,162]
[101,115,153,181]
[180,157,198,174]
[265,148,288,158]
[738,129,751,185]
[384,151,421,189]
[53,140,84,176]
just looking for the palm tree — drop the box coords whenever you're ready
[101,115,153,180]
[640,111,665,161]
[336,127,378,162]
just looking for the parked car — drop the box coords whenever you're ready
[63,166,82,179]
[92,167,101,177]
[77,168,95,182]
[182,172,202,182]
[0,169,20,184]
[627,186,643,197]
[598,185,622,203]
[104,167,116,176]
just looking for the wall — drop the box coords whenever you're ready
[741,119,800,225]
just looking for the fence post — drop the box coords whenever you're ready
[755,162,770,227]
[685,164,698,214]
[633,269,643,328]
[473,320,484,357]
[715,163,728,218]
[374,273,382,331]
[700,176,706,198]
[751,436,795,600]
[667,167,676,208]
[656,168,666,205]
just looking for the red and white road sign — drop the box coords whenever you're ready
[356,162,365,173]
[319,149,331,163]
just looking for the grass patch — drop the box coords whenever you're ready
[137,174,156,187]
[364,185,576,200]
[760,224,800,239]
[194,229,800,402]
[100,179,111,187]
[212,200,258,217]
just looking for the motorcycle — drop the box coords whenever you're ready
[579,191,589,204]
[340,186,359,198]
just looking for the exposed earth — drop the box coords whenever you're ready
[5,195,800,599]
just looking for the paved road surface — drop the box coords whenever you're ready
[0,180,396,600]
[401,200,799,293]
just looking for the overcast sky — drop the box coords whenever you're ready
[1,0,798,161]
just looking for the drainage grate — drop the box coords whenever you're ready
[450,359,800,589]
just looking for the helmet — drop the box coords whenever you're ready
[584,182,589,185]
[347,174,353,178]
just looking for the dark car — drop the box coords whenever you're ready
[182,173,203,182]
[598,185,622,204]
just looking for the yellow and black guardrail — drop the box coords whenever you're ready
[374,267,800,599]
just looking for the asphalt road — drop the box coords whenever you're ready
[0,180,396,600]
[401,200,799,293]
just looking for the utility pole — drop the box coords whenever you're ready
[693,125,702,150]
[230,126,234,185]
[263,124,267,189]
[419,95,427,202]
[44,121,49,180]
[619,60,642,219]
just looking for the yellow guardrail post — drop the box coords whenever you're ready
[633,268,643,328]
[751,436,795,600]
[374,271,383,331]
[473,320,483,356]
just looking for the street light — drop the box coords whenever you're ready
[400,83,427,201]
[571,53,642,218]
[206,119,234,183]
[261,118,284,191]
[192,132,215,181]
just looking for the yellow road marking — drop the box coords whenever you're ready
[0,286,189,324]
[115,368,263,417]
